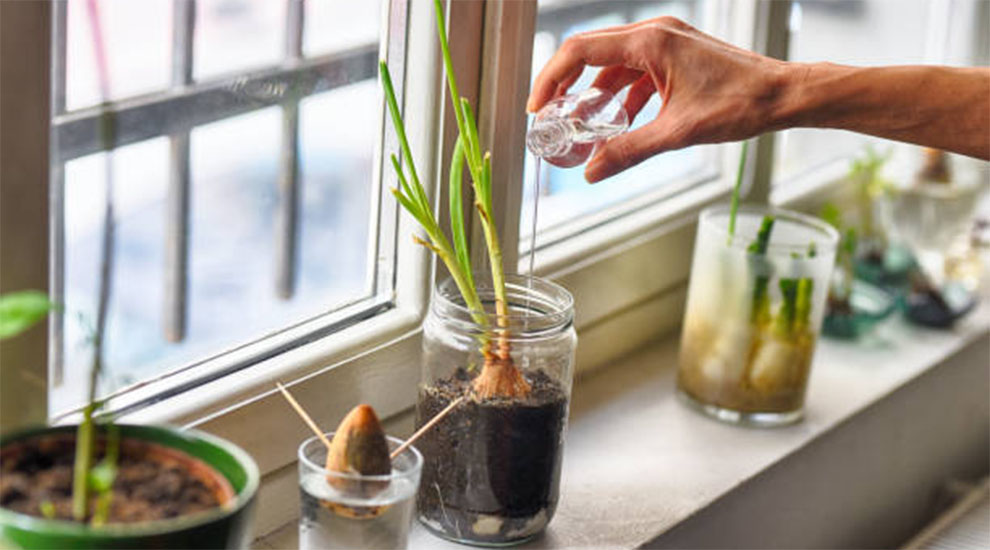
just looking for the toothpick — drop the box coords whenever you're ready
[276,382,332,451]
[390,396,465,460]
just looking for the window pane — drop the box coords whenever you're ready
[521,0,717,250]
[304,0,381,57]
[297,82,380,301]
[194,0,284,80]
[773,0,984,183]
[57,138,171,411]
[66,0,171,110]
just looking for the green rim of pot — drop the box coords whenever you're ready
[0,424,259,538]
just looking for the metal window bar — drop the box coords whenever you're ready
[275,0,305,300]
[165,0,195,343]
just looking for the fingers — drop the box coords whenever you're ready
[622,74,656,122]
[554,65,584,99]
[584,118,682,183]
[527,29,640,113]
[591,66,643,96]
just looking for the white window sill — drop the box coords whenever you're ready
[254,299,990,549]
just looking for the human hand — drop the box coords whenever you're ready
[527,16,788,183]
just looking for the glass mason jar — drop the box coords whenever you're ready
[677,205,838,426]
[415,274,576,546]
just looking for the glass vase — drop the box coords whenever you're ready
[415,274,576,546]
[677,205,838,426]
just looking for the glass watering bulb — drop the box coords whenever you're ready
[526,88,629,168]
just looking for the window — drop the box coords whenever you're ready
[520,0,723,255]
[772,0,989,185]
[49,0,405,416]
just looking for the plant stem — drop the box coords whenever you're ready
[91,423,119,526]
[72,404,95,521]
[72,107,116,522]
[727,140,749,245]
[747,215,775,324]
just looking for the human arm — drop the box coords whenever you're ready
[772,63,989,161]
[526,17,990,183]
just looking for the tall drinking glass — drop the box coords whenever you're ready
[298,434,422,549]
[677,205,838,426]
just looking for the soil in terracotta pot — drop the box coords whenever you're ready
[0,433,233,523]
[416,367,568,543]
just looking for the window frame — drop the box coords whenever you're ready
[45,0,418,420]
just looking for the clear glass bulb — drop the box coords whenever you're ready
[526,88,629,168]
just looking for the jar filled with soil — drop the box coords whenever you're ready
[416,274,575,546]
[677,205,838,426]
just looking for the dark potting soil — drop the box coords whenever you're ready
[0,434,229,524]
[416,367,568,542]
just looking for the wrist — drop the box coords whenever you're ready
[768,61,855,131]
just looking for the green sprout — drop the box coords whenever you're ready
[747,215,776,324]
[380,0,529,399]
[39,500,57,520]
[89,423,119,526]
[70,108,117,524]
[847,145,892,244]
[821,202,858,300]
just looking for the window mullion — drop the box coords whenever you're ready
[748,0,791,201]
[472,0,537,275]
[49,0,68,386]
[1,0,51,431]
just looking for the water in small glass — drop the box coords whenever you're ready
[297,434,422,550]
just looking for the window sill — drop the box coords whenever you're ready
[254,299,990,549]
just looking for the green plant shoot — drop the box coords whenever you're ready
[747,215,775,324]
[727,140,749,244]
[380,0,530,398]
[89,423,119,526]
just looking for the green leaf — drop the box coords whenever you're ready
[449,136,473,281]
[747,216,775,255]
[87,461,116,493]
[0,290,55,340]
[379,61,424,202]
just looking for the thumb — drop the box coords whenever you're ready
[584,118,682,183]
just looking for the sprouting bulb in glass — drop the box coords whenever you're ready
[526,88,629,168]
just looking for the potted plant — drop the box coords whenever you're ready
[379,1,577,544]
[820,205,896,339]
[0,138,258,550]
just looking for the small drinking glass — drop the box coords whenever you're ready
[677,205,838,426]
[298,434,423,550]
